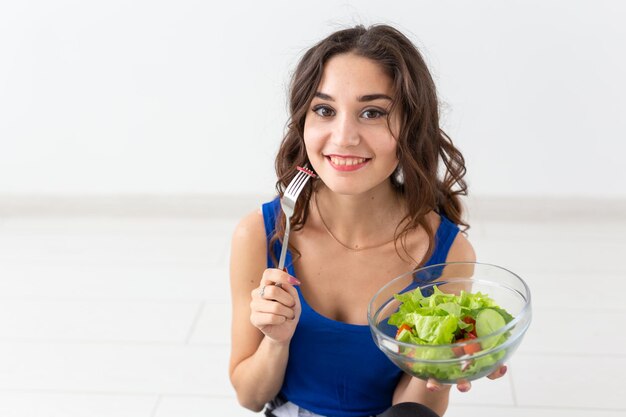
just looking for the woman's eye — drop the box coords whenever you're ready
[313,105,335,117]
[361,109,387,119]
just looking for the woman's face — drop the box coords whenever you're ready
[303,53,400,196]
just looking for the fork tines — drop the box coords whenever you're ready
[296,166,317,178]
[285,166,316,195]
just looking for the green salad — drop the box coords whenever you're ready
[388,285,514,380]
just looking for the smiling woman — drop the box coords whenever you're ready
[228,24,504,417]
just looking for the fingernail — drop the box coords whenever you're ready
[288,276,301,285]
[500,366,508,376]
[458,384,470,392]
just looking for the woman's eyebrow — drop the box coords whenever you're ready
[314,92,393,102]
[358,94,393,102]
[314,92,334,101]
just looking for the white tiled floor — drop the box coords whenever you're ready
[0,199,624,417]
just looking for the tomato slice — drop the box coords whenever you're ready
[462,316,476,325]
[462,316,477,336]
[463,341,482,355]
[451,345,465,357]
[395,323,412,338]
[452,337,482,356]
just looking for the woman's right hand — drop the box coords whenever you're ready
[250,268,301,344]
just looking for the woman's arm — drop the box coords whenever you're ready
[228,210,301,411]
[393,374,451,416]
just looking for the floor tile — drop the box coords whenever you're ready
[511,353,626,410]
[445,404,625,417]
[0,342,233,396]
[448,371,514,406]
[472,220,626,242]
[472,238,624,275]
[155,396,257,417]
[0,233,222,266]
[0,264,228,301]
[0,217,237,268]
[0,217,238,236]
[514,272,626,312]
[0,299,201,343]
[0,391,157,417]
[518,308,626,355]
[188,302,231,346]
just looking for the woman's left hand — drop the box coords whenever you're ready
[426,365,508,393]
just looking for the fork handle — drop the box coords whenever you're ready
[277,217,291,270]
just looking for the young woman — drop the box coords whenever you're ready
[229,24,505,417]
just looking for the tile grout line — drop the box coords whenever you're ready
[515,351,626,358]
[508,364,518,406]
[0,387,237,399]
[0,338,229,347]
[450,403,626,412]
[0,260,217,268]
[150,394,163,417]
[0,295,209,303]
[185,301,206,344]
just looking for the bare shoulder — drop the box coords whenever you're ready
[446,228,476,263]
[420,212,475,264]
[230,208,267,287]
[231,208,266,249]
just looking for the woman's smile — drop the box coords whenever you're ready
[325,154,371,171]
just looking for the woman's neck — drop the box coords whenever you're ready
[312,183,406,251]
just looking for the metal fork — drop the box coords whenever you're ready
[278,166,316,270]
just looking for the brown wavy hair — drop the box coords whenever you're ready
[270,24,469,268]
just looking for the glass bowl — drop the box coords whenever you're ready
[368,262,531,383]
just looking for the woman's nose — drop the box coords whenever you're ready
[331,114,360,147]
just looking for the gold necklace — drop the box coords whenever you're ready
[314,193,397,252]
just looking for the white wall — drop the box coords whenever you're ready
[1,0,624,197]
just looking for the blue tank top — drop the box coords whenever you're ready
[261,197,460,417]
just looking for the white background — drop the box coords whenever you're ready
[1,0,625,198]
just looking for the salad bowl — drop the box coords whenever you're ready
[367,262,531,383]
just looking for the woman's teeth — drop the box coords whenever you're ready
[329,156,367,166]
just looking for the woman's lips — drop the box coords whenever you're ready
[326,155,370,171]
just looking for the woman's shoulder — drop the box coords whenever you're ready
[440,213,475,262]
[426,210,475,263]
[233,208,265,241]
[230,209,268,290]
[231,208,267,253]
